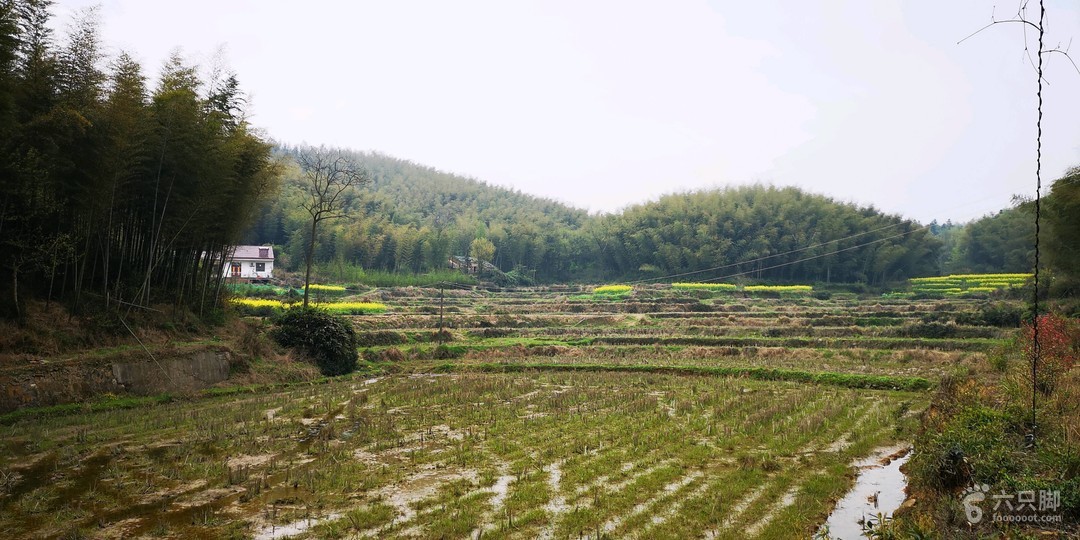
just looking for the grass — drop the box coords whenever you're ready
[0,371,923,538]
[0,394,175,425]
[434,362,932,391]
[2,284,1023,538]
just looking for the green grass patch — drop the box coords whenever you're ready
[434,362,932,391]
[0,394,175,426]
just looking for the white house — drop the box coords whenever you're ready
[223,245,274,281]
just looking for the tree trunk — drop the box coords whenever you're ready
[303,216,318,308]
[11,264,20,322]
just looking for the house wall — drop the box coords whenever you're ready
[222,259,274,279]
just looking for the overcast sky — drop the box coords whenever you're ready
[51,0,1080,224]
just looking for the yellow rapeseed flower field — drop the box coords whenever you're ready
[593,285,632,294]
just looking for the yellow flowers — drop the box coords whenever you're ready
[593,285,632,294]
[305,284,347,291]
[744,285,813,293]
[316,302,388,314]
[909,273,1031,296]
[673,283,737,291]
[231,298,283,308]
[671,283,811,293]
[229,298,386,314]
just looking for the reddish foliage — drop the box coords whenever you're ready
[1021,313,1079,393]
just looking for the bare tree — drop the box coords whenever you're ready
[295,147,369,307]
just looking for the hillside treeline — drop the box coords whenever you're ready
[589,187,940,284]
[250,150,945,285]
[253,147,1080,289]
[0,2,279,319]
[936,167,1080,294]
[245,149,590,282]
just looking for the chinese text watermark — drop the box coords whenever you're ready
[962,484,1063,525]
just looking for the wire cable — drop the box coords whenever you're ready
[688,224,933,284]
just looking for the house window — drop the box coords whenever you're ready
[256,263,265,272]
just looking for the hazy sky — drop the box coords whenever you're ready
[51,0,1080,224]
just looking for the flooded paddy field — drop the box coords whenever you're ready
[0,372,922,539]
[2,286,1018,538]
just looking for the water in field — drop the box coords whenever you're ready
[821,446,911,539]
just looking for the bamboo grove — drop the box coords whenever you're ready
[247,152,1079,289]
[0,2,280,320]
[248,156,947,286]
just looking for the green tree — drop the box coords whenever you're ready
[470,237,495,277]
[947,204,1034,274]
[1044,167,1080,295]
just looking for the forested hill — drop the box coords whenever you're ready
[246,148,943,284]
[589,186,940,285]
[244,149,591,279]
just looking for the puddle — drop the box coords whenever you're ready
[253,512,341,540]
[488,474,514,509]
[537,460,567,540]
[821,447,911,539]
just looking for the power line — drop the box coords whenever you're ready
[628,220,912,284]
[623,222,932,287]
[625,184,1043,287]
[689,224,933,284]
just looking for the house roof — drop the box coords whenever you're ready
[231,245,274,260]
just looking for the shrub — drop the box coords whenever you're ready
[1021,313,1079,395]
[271,309,359,376]
[980,303,1024,327]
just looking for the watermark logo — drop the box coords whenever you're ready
[962,484,1062,525]
[961,484,990,523]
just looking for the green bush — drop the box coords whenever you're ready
[974,303,1023,327]
[271,309,359,376]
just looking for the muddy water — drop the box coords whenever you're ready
[253,512,341,540]
[822,447,911,539]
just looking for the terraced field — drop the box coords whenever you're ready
[0,286,1018,539]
